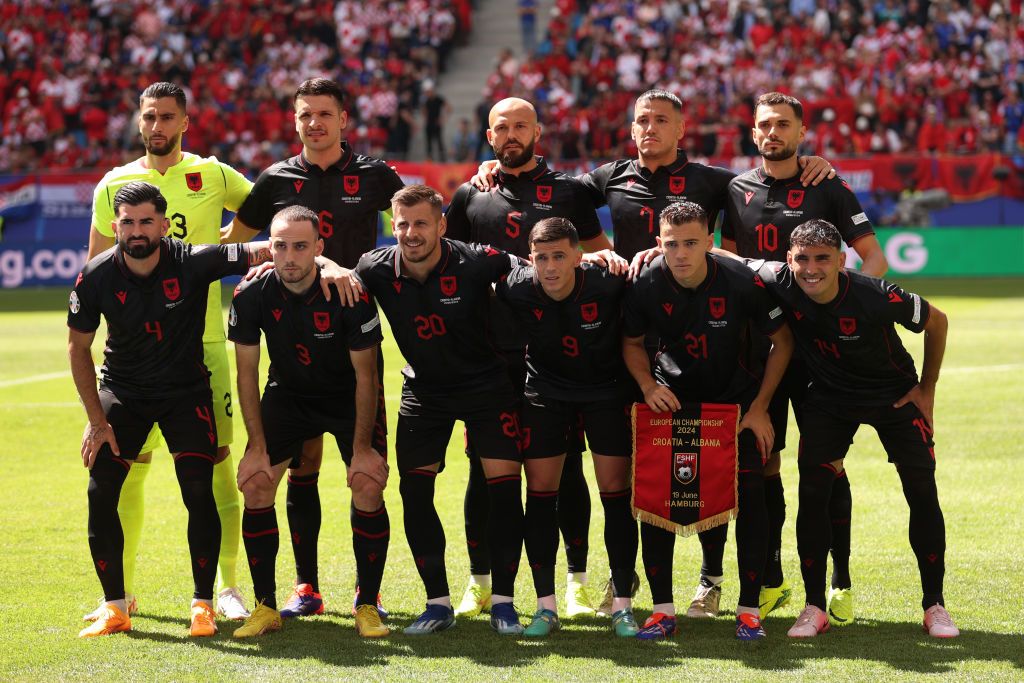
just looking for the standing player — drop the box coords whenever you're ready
[471,89,832,612]
[496,217,639,638]
[445,96,621,619]
[70,182,271,638]
[622,201,793,641]
[85,82,253,622]
[356,185,526,636]
[229,206,390,638]
[226,77,404,617]
[719,92,887,625]
[741,219,957,639]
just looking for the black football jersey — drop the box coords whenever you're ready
[69,239,255,398]
[236,143,404,268]
[751,260,929,405]
[497,262,628,402]
[228,269,382,400]
[623,253,785,405]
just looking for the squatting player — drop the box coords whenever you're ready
[229,206,390,639]
[226,77,403,618]
[85,82,254,621]
[717,91,888,624]
[622,201,793,642]
[496,217,639,638]
[739,219,957,639]
[445,96,620,618]
[70,182,271,638]
[355,185,527,636]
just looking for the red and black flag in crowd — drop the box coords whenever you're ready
[631,402,739,537]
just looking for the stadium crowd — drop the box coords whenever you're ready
[484,0,1024,162]
[0,0,470,175]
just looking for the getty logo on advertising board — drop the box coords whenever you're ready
[0,246,89,287]
[844,232,929,274]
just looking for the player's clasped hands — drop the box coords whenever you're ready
[81,420,119,469]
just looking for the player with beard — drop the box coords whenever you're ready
[469,89,833,615]
[355,185,529,636]
[445,97,622,620]
[71,182,273,638]
[85,82,253,623]
[720,93,887,625]
[229,206,390,639]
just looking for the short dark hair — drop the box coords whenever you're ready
[113,181,167,216]
[529,217,579,248]
[271,205,320,236]
[392,184,443,214]
[659,201,708,229]
[755,91,804,122]
[636,88,682,113]
[294,77,346,109]
[789,219,841,250]
[140,82,187,112]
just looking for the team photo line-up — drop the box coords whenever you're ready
[68,77,956,643]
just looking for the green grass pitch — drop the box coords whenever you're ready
[0,278,1022,681]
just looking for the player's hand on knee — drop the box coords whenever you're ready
[316,258,363,306]
[81,420,119,469]
[470,160,500,191]
[798,155,837,186]
[643,384,681,414]
[348,447,389,490]
[237,445,273,492]
[243,261,274,281]
[739,407,774,462]
[893,383,935,431]
[628,246,662,281]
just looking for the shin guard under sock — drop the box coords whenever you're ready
[829,471,853,589]
[558,449,590,573]
[352,503,390,606]
[763,473,786,587]
[286,472,321,590]
[174,452,220,601]
[487,475,524,597]
[88,457,130,602]
[601,489,638,598]
[797,461,837,610]
[464,455,491,575]
[400,470,449,599]
[641,522,675,605]
[242,505,279,608]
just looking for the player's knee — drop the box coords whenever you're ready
[351,480,384,510]
[240,472,276,508]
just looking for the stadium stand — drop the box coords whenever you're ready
[0,0,472,175]
[481,0,1024,162]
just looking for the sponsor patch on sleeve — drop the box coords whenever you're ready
[851,212,869,225]
[228,304,237,327]
[911,293,921,324]
[69,291,80,314]
[361,314,381,334]
[227,244,239,262]
[769,306,782,319]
